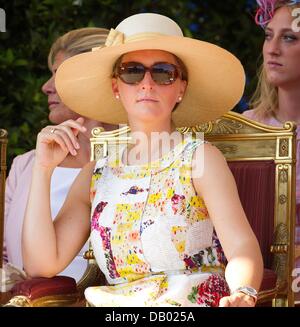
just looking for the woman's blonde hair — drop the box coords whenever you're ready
[250,1,300,119]
[48,27,109,69]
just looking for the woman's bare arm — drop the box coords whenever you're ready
[192,143,263,306]
[22,118,94,277]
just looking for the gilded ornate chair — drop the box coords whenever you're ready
[196,112,296,306]
[4,113,297,306]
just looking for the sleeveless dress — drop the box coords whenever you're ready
[85,135,229,307]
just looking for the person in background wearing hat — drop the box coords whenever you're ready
[243,0,300,301]
[3,27,117,287]
[22,13,263,307]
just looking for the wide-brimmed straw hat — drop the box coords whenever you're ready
[55,13,245,127]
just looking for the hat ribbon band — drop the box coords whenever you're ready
[104,28,166,48]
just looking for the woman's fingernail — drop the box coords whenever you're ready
[72,149,77,156]
[75,142,80,149]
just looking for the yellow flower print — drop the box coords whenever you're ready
[148,192,162,204]
[116,203,131,212]
[194,206,209,221]
[179,165,191,184]
[148,276,169,299]
[117,265,149,282]
[171,226,186,253]
[111,233,124,244]
[189,196,204,208]
[90,173,101,202]
[117,223,132,232]
[188,196,209,221]
[166,188,175,199]
[175,241,185,253]
[126,253,144,265]
[123,172,135,179]
[160,278,168,290]
[126,210,142,222]
[117,266,136,279]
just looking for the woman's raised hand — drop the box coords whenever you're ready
[35,117,87,169]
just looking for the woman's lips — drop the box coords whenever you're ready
[48,101,60,108]
[136,98,158,103]
[267,61,283,68]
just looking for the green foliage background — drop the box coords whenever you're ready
[0,0,264,170]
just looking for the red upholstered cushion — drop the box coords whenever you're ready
[260,268,277,292]
[11,276,77,300]
[228,161,275,269]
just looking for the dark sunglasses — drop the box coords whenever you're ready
[115,62,182,85]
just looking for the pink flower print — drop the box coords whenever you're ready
[183,256,197,270]
[171,194,185,215]
[99,226,120,279]
[129,230,139,241]
[188,274,230,307]
[91,201,108,231]
[183,252,204,270]
[212,230,227,266]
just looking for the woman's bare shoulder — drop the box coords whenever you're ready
[193,142,227,167]
[192,142,229,182]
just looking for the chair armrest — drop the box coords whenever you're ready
[4,276,78,307]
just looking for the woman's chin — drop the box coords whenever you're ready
[48,108,79,125]
[267,75,285,88]
[132,107,161,119]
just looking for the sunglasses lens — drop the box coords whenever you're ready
[152,63,177,85]
[117,62,179,85]
[118,63,145,84]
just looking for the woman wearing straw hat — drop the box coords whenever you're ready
[22,13,263,307]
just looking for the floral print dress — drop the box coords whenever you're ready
[85,135,229,307]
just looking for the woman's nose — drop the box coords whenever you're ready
[41,75,56,95]
[140,71,155,89]
[266,38,281,56]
